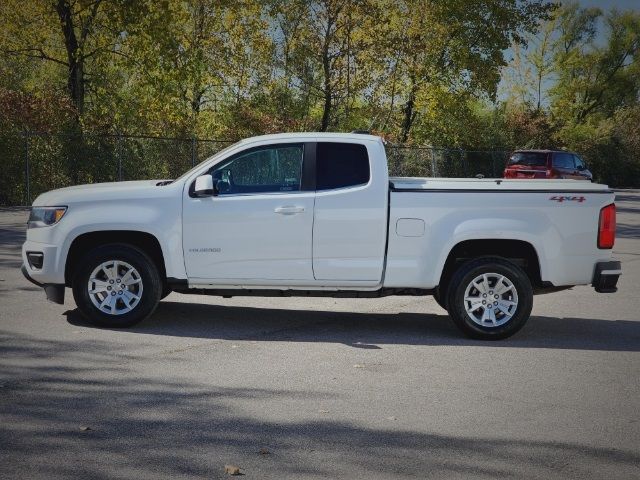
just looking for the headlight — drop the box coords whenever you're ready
[28,207,67,228]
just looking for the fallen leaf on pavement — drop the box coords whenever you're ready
[259,448,270,455]
[224,465,242,475]
[79,426,92,431]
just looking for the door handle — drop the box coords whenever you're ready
[274,206,305,215]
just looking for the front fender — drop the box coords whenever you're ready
[25,198,185,283]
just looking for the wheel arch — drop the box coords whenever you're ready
[65,230,167,286]
[438,239,543,293]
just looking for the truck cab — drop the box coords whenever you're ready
[183,136,388,286]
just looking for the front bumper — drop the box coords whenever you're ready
[21,264,65,304]
[592,261,621,293]
[21,239,65,284]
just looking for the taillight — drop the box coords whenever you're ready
[598,204,616,249]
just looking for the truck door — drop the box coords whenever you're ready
[183,143,315,281]
[312,141,388,281]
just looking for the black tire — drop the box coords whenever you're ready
[433,288,448,311]
[72,243,162,328]
[160,284,172,300]
[446,257,533,340]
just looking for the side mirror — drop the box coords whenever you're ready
[193,174,214,197]
[577,164,586,171]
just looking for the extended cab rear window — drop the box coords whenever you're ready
[508,152,547,167]
[316,142,370,190]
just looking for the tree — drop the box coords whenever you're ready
[120,0,272,136]
[502,13,557,111]
[386,0,554,143]
[0,0,138,122]
[551,4,640,124]
[268,0,385,132]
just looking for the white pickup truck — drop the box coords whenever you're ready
[22,133,621,339]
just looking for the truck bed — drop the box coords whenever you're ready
[385,176,616,290]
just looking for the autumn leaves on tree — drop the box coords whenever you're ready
[1,0,639,186]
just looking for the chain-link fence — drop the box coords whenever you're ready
[385,146,509,178]
[0,132,510,206]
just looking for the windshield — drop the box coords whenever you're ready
[172,141,241,183]
[508,152,547,167]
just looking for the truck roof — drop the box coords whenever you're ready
[512,149,576,154]
[239,132,382,144]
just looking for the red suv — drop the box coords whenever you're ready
[503,150,593,181]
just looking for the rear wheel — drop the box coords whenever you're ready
[446,257,533,340]
[160,285,172,300]
[72,244,162,328]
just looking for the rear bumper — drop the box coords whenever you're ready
[21,264,65,304]
[592,261,621,293]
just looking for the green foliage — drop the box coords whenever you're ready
[550,5,640,124]
[0,0,555,139]
[0,0,639,202]
[554,106,640,187]
[493,1,640,186]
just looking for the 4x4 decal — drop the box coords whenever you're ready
[549,195,586,203]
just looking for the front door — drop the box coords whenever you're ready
[183,143,315,282]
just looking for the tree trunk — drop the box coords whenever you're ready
[320,44,332,132]
[400,77,417,143]
[55,0,84,117]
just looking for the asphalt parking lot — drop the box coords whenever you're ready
[1,192,639,479]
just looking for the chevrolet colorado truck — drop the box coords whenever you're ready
[22,133,621,339]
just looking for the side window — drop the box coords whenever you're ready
[211,144,303,195]
[574,155,586,170]
[553,153,575,169]
[316,142,370,190]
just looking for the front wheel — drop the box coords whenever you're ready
[72,244,162,328]
[446,257,533,340]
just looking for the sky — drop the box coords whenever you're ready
[578,0,639,44]
[573,0,638,44]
